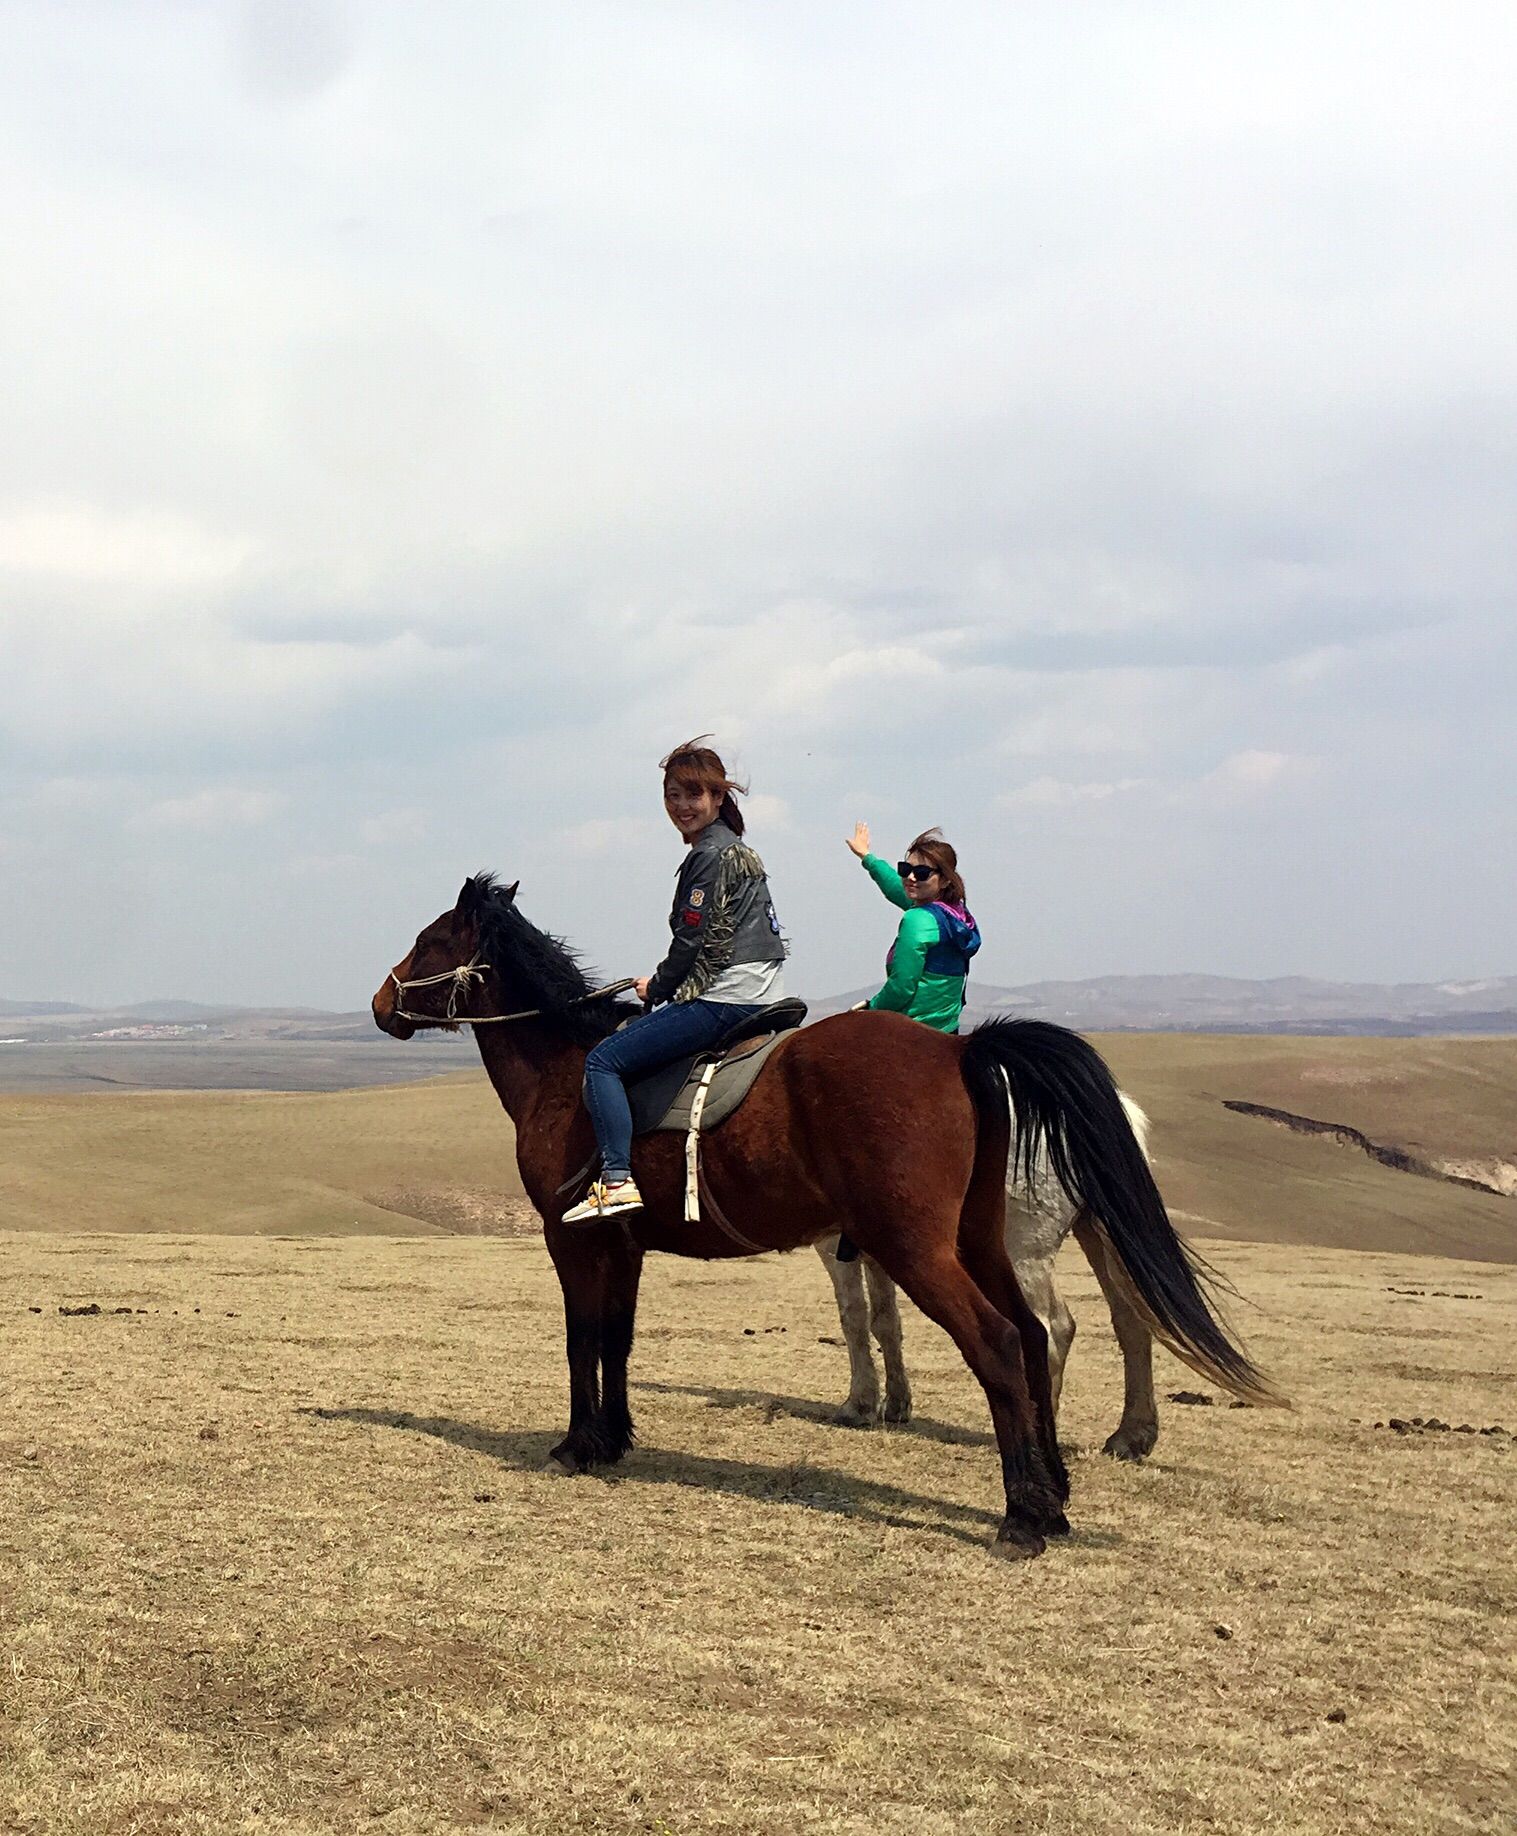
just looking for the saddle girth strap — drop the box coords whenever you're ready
[684,1060,719,1223]
[683,1059,769,1252]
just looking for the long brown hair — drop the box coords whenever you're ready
[907,828,966,905]
[661,736,748,836]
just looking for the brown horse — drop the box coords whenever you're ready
[373,874,1280,1559]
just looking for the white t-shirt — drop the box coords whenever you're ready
[700,958,786,1006]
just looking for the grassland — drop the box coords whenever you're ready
[2,1033,1512,1260]
[0,1037,477,1096]
[3,1229,1513,1834]
[1,1032,1513,1831]
[0,1075,527,1238]
[1093,1034,1517,1263]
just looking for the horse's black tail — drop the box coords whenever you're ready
[961,1018,1285,1408]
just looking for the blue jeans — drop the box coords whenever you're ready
[582,1000,764,1181]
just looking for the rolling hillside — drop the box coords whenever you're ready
[2,1034,1513,1262]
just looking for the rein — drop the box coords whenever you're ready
[389,956,638,1028]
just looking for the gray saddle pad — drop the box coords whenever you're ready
[627,1030,795,1136]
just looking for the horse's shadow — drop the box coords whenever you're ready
[632,1377,997,1449]
[300,1404,1116,1549]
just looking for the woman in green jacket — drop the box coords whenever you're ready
[846,823,981,1033]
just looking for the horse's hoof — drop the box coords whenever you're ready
[882,1394,913,1424]
[544,1449,582,1476]
[1102,1427,1157,1462]
[991,1525,1046,1561]
[832,1401,881,1429]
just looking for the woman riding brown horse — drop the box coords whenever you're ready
[374,874,1279,1559]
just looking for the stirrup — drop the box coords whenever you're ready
[562,1178,644,1225]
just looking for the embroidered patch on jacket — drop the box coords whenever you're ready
[681,909,702,928]
[688,888,705,907]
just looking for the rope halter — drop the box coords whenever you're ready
[387,955,638,1028]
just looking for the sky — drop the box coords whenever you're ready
[2,0,1514,1009]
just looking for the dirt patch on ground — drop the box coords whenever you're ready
[1439,1157,1517,1198]
[1298,1064,1409,1088]
[365,1187,542,1236]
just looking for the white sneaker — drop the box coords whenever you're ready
[562,1178,645,1225]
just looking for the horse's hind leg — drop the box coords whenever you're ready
[864,1258,912,1423]
[1012,1248,1075,1415]
[1073,1213,1159,1461]
[816,1238,881,1425]
[885,1244,1065,1556]
[958,1140,1068,1503]
[956,1227,1068,1508]
[1004,1190,1077,1416]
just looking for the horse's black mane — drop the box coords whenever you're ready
[460,872,641,1044]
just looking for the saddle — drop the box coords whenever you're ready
[626,998,807,1136]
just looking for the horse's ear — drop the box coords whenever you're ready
[456,878,477,918]
[502,880,519,903]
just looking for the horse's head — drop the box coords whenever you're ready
[372,875,518,1038]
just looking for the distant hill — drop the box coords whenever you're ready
[0,998,387,1042]
[0,993,478,1093]
[5,972,1515,1059]
[808,973,1517,1035]
[3,1033,1514,1260]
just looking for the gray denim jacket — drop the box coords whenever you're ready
[646,820,786,1006]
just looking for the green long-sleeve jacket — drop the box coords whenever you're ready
[860,854,980,1033]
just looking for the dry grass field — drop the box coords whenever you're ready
[2,1033,1514,1259]
[1094,1035,1517,1259]
[2,1032,1514,1832]
[0,1076,524,1239]
[3,1231,1514,1835]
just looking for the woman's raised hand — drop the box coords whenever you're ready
[846,821,871,859]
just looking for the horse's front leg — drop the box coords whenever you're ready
[594,1228,644,1463]
[544,1225,644,1472]
[551,1301,603,1473]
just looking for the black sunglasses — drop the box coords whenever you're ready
[898,862,940,882]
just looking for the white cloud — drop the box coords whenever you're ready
[1001,751,1313,816]
[564,818,659,857]
[1001,776,1147,809]
[134,787,285,831]
[0,614,473,758]
[358,807,430,847]
[0,502,250,586]
[1202,749,1306,795]
[742,793,791,831]
[823,646,943,687]
[2,4,1514,1000]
